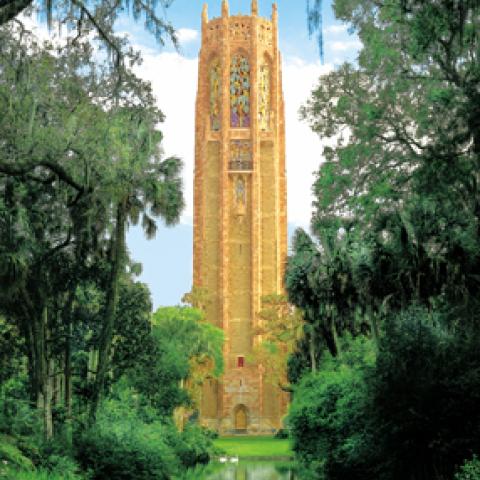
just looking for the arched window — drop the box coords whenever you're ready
[230,55,250,128]
[209,59,221,131]
[258,61,271,131]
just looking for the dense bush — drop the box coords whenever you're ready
[455,456,480,480]
[369,309,480,479]
[77,424,179,480]
[289,309,480,480]
[0,435,34,472]
[75,389,214,479]
[289,336,375,480]
[0,378,39,438]
[170,425,213,468]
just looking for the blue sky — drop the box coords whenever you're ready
[121,0,361,308]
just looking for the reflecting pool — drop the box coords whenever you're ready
[202,461,297,479]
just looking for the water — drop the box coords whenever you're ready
[199,460,297,479]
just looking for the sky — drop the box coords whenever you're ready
[116,0,361,308]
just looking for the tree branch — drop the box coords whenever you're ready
[0,0,32,25]
[0,161,84,192]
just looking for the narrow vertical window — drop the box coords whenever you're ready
[230,55,251,128]
[258,62,270,131]
[237,356,245,368]
[210,60,221,131]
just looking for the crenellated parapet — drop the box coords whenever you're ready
[201,1,277,48]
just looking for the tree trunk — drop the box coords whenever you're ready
[89,200,126,422]
[309,333,317,373]
[63,292,75,444]
[35,305,53,439]
[367,304,380,346]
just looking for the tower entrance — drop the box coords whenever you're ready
[234,404,248,431]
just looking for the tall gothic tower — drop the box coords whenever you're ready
[193,0,287,434]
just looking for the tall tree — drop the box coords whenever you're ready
[0,22,184,436]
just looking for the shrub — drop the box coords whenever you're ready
[369,308,480,479]
[0,378,39,438]
[0,435,34,471]
[274,428,289,439]
[36,439,79,478]
[288,336,376,480]
[455,456,480,480]
[170,425,213,468]
[75,389,214,479]
[77,424,179,480]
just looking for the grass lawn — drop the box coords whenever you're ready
[213,436,293,458]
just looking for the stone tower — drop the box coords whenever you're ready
[193,0,288,434]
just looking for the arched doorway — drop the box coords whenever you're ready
[234,404,248,431]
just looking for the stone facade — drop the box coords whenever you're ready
[194,0,288,435]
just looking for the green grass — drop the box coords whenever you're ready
[0,468,80,480]
[213,436,292,458]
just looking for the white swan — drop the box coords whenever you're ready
[229,456,239,463]
[219,456,228,463]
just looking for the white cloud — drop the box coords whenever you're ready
[282,56,333,229]
[330,39,362,51]
[132,50,198,224]
[325,24,348,34]
[176,28,198,44]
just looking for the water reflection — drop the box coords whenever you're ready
[205,461,296,479]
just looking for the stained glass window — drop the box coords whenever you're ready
[210,60,221,131]
[229,140,252,171]
[235,177,246,206]
[230,55,250,128]
[258,63,270,131]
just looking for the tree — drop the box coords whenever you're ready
[250,294,303,390]
[287,1,480,477]
[129,307,224,418]
[0,0,177,68]
[287,0,480,372]
[0,22,184,436]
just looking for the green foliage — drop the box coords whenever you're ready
[368,308,480,479]
[0,17,184,435]
[128,306,224,415]
[0,435,34,471]
[111,280,153,380]
[289,309,480,479]
[35,439,80,478]
[77,426,179,480]
[274,429,289,440]
[152,307,224,379]
[455,456,480,480]
[289,9,480,479]
[0,378,39,438]
[0,467,80,480]
[289,336,375,479]
[0,317,23,385]
[171,425,213,468]
[75,389,214,479]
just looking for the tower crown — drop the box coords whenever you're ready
[200,3,275,49]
